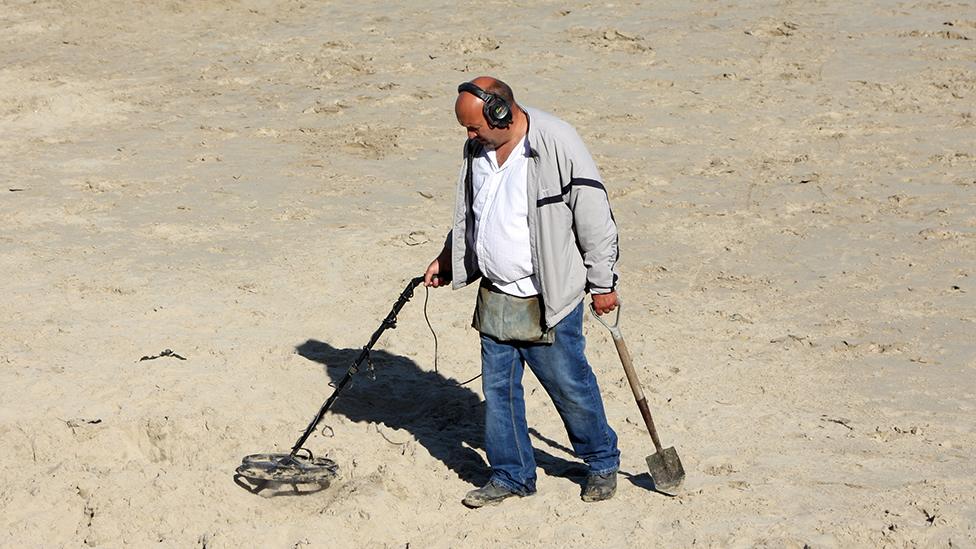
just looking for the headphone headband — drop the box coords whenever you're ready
[457,82,490,103]
[457,81,513,129]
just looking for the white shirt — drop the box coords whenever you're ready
[471,136,541,297]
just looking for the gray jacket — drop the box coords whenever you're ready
[448,106,619,328]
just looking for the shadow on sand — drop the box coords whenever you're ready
[294,339,588,489]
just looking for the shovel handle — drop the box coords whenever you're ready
[590,302,665,454]
[589,299,622,336]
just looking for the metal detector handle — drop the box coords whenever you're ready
[589,301,665,453]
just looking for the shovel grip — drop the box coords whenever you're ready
[611,334,665,454]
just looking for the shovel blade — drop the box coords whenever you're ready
[646,446,685,491]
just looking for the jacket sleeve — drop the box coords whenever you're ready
[559,127,620,293]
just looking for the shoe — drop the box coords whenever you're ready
[581,472,617,502]
[462,480,521,508]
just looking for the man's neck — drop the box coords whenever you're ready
[493,107,527,165]
[508,106,528,141]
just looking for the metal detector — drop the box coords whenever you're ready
[236,275,427,488]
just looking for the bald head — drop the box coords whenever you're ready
[455,76,524,149]
[475,76,515,106]
[455,76,516,118]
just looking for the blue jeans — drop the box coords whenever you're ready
[480,301,620,494]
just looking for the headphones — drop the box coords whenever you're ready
[457,82,513,129]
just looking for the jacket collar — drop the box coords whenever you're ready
[522,106,540,158]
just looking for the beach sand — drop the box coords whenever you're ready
[1,1,974,546]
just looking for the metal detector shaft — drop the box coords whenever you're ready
[288,276,426,457]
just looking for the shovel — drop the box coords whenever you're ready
[590,301,685,491]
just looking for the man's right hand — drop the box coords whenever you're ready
[424,248,452,287]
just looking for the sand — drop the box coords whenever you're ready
[1,0,974,546]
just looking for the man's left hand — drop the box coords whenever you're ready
[592,292,618,316]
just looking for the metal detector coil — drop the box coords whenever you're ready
[236,452,339,484]
[236,276,427,488]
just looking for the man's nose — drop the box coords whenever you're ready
[467,130,478,140]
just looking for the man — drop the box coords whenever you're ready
[424,76,621,507]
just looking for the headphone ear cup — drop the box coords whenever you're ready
[485,97,512,128]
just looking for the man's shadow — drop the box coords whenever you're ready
[295,339,587,488]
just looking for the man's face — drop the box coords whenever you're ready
[455,96,507,149]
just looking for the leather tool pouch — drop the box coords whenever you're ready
[472,279,554,344]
